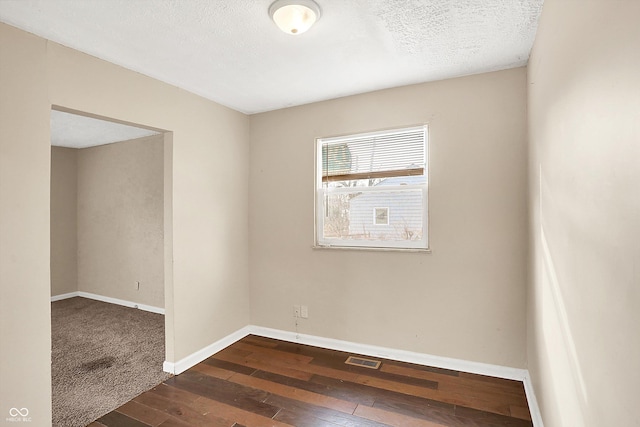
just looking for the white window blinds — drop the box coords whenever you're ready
[320,126,426,183]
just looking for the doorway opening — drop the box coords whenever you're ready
[49,106,174,426]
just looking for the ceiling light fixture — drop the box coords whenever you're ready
[269,0,321,35]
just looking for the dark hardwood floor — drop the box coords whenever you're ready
[91,335,533,427]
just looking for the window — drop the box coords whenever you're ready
[315,125,428,250]
[374,207,389,225]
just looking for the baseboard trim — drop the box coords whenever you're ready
[50,291,79,302]
[249,326,528,381]
[523,372,545,427]
[163,326,252,375]
[50,291,165,315]
[161,324,543,426]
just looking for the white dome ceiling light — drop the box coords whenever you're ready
[269,0,321,35]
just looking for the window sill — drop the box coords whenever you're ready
[312,245,431,253]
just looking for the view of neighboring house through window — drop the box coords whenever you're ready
[315,125,428,250]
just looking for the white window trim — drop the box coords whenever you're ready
[314,125,430,251]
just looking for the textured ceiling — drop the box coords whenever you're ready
[0,0,543,114]
[51,110,160,149]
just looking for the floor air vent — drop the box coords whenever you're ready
[345,356,381,369]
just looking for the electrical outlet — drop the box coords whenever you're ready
[301,305,308,318]
[293,305,301,318]
[135,281,140,290]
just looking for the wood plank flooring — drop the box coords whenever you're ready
[91,335,533,427]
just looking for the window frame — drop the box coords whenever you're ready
[314,125,429,251]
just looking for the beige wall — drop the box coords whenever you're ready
[0,24,52,425]
[0,23,250,425]
[51,147,78,296]
[527,1,640,426]
[77,135,164,308]
[51,135,164,307]
[250,68,529,368]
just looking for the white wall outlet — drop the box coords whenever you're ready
[293,305,301,317]
[135,281,140,290]
[301,305,308,318]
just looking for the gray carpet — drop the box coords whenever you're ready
[51,297,171,427]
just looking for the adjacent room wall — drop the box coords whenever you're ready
[77,134,164,308]
[51,135,164,307]
[250,68,529,368]
[51,146,78,296]
[527,1,640,426]
[0,23,250,425]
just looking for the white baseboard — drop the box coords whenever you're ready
[523,372,545,427]
[50,291,165,315]
[50,291,79,302]
[249,326,528,381]
[163,326,252,375]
